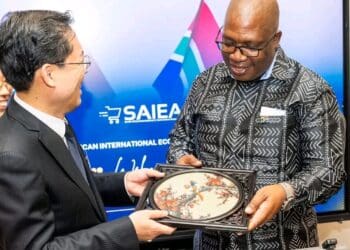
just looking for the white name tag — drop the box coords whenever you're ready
[260,106,286,116]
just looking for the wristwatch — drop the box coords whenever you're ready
[279,182,295,211]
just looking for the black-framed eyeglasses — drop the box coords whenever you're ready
[55,55,91,72]
[215,27,277,57]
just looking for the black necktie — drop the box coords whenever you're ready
[65,123,88,182]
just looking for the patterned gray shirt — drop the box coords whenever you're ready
[167,48,346,249]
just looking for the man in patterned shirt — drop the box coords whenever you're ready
[167,0,346,249]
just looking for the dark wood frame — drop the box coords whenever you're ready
[136,164,256,232]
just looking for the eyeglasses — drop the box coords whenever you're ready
[215,27,277,57]
[55,55,91,72]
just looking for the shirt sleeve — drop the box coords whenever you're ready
[167,71,208,163]
[288,78,346,206]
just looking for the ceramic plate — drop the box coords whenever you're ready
[149,169,243,221]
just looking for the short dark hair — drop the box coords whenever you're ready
[0,10,74,91]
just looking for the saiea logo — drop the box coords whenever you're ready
[99,103,181,124]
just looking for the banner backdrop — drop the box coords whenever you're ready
[0,0,345,219]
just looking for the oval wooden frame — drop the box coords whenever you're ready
[149,168,244,222]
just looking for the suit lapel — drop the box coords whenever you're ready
[39,123,106,221]
[8,99,105,221]
[76,141,107,221]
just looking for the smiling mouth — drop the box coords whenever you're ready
[231,66,248,76]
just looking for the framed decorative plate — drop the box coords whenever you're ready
[136,164,256,232]
[149,169,243,222]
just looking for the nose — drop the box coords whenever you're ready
[229,48,248,62]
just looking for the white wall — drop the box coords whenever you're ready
[318,221,350,248]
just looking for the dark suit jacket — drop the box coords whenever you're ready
[0,99,139,250]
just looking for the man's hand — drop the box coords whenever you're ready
[129,210,176,241]
[176,154,202,167]
[245,184,286,231]
[125,169,164,197]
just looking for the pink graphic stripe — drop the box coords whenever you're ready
[190,1,223,68]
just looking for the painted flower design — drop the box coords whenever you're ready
[153,171,240,220]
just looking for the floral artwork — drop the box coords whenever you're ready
[152,171,241,221]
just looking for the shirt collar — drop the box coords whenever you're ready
[260,52,277,80]
[14,94,66,139]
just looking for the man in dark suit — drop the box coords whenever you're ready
[0,10,175,250]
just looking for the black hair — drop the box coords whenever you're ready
[0,10,74,91]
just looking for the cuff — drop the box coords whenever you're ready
[279,182,295,211]
[124,172,136,202]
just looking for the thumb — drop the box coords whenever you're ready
[147,210,169,219]
[245,190,266,215]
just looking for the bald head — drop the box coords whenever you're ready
[225,0,279,35]
[220,0,282,81]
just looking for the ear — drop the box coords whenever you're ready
[272,31,282,51]
[40,64,56,88]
